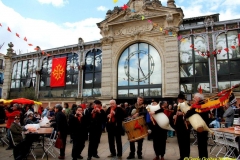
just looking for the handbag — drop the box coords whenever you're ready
[55,135,63,149]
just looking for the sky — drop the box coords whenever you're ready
[0,0,240,55]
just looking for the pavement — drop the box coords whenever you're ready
[0,131,228,160]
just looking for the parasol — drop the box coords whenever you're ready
[11,98,34,105]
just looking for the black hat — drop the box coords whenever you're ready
[55,104,63,111]
[151,99,157,103]
[94,100,101,105]
[177,93,186,100]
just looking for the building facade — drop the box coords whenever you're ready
[2,0,240,107]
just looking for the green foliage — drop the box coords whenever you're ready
[20,87,37,100]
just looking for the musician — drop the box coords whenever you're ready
[127,96,147,159]
[173,93,190,160]
[185,93,210,159]
[69,106,87,160]
[86,100,106,160]
[106,99,125,158]
[149,100,168,160]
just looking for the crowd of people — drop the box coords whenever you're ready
[0,93,239,160]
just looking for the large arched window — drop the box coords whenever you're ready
[83,49,102,97]
[117,43,161,98]
[179,35,210,93]
[216,30,240,91]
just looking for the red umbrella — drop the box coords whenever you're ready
[11,98,34,105]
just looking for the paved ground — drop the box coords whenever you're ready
[0,131,231,160]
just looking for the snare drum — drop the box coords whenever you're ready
[123,116,148,142]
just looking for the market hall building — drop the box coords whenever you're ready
[2,0,240,107]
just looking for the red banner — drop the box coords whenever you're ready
[50,57,67,87]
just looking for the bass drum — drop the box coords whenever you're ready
[123,116,148,142]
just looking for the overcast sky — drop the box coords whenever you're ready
[0,0,240,54]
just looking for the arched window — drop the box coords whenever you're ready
[83,49,102,97]
[179,35,210,93]
[117,43,161,98]
[216,30,240,91]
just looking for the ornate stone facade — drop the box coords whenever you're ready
[97,0,183,98]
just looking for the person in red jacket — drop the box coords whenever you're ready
[5,103,20,150]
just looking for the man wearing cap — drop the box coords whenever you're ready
[173,93,190,160]
[55,104,68,159]
[86,100,105,160]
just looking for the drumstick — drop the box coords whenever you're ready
[146,107,155,125]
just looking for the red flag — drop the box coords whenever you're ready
[121,4,128,10]
[24,37,27,41]
[41,51,45,55]
[224,48,229,52]
[34,46,40,50]
[16,33,20,38]
[198,85,202,94]
[50,57,67,87]
[190,44,194,48]
[7,27,11,32]
[28,44,33,46]
[231,46,236,50]
[238,33,240,46]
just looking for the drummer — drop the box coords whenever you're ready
[127,96,147,159]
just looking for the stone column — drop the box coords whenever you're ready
[163,36,179,97]
[2,42,14,99]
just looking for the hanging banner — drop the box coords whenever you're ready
[50,57,67,87]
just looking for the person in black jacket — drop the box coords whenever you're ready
[0,101,6,124]
[54,104,68,159]
[69,106,87,160]
[185,93,210,159]
[149,100,168,160]
[106,99,125,159]
[173,93,190,160]
[86,100,106,160]
[127,96,147,159]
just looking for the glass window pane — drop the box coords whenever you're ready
[227,31,239,59]
[48,58,52,75]
[118,49,128,86]
[129,89,138,97]
[93,88,101,96]
[83,89,92,97]
[218,81,231,90]
[196,83,210,93]
[118,90,128,97]
[150,88,161,96]
[85,73,93,84]
[94,51,102,71]
[17,61,22,79]
[194,36,208,62]
[230,61,240,73]
[22,61,27,79]
[144,89,149,96]
[231,81,240,92]
[149,46,161,84]
[85,53,94,72]
[129,50,138,86]
[180,64,192,77]
[180,83,193,93]
[94,72,101,85]
[216,33,228,60]
[195,63,209,76]
[12,63,17,79]
[139,89,144,97]
[180,37,192,63]
[217,61,229,75]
